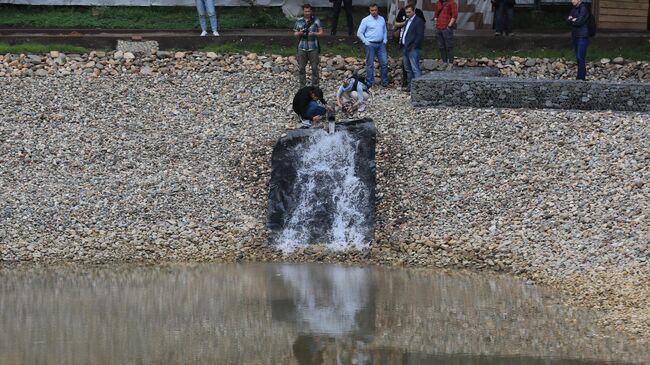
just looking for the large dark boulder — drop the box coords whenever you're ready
[267,119,376,251]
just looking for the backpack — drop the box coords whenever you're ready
[587,11,596,37]
[351,73,371,91]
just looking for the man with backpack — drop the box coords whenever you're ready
[567,0,592,80]
[336,72,371,113]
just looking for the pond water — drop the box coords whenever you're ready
[0,263,644,365]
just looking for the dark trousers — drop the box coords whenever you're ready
[331,0,354,35]
[495,4,513,34]
[573,37,588,80]
[297,49,320,87]
[435,28,454,63]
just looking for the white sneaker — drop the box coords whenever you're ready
[212,31,220,36]
[200,31,208,36]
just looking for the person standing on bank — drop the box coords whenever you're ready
[399,4,425,92]
[394,0,425,88]
[331,0,354,36]
[195,0,219,36]
[357,3,390,87]
[567,0,590,81]
[492,0,515,36]
[434,0,458,70]
[294,4,323,88]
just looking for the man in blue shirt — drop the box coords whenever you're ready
[293,4,323,88]
[357,3,389,87]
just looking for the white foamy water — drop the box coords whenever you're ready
[277,129,371,252]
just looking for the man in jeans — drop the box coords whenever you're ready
[357,3,389,87]
[567,0,590,80]
[394,0,426,88]
[492,0,515,36]
[399,4,425,92]
[293,4,323,87]
[434,0,458,70]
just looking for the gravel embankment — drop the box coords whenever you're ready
[1,51,648,345]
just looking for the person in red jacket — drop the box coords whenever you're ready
[434,0,458,70]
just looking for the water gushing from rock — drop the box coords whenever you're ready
[267,120,376,252]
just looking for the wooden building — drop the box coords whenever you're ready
[595,0,650,30]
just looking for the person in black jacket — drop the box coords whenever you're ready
[399,4,425,92]
[293,86,332,128]
[394,0,425,88]
[492,0,515,36]
[567,0,590,80]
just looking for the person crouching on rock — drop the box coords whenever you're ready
[336,72,371,113]
[293,86,332,129]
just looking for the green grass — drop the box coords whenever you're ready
[202,41,296,56]
[0,5,293,29]
[0,42,89,54]
[512,6,572,32]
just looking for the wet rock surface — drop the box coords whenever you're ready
[0,51,649,346]
[267,119,376,248]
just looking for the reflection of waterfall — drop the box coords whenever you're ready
[277,130,371,252]
[272,265,374,336]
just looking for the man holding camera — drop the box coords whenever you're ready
[293,4,323,88]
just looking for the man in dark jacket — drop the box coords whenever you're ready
[399,4,425,92]
[394,0,426,88]
[567,0,590,80]
[293,86,330,128]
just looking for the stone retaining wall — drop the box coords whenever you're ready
[412,68,650,112]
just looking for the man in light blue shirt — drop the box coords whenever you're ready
[356,3,389,87]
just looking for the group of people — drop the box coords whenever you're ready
[290,1,457,129]
[294,1,458,92]
[284,0,594,128]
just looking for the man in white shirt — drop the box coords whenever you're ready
[356,3,390,87]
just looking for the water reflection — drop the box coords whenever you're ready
[270,265,375,336]
[0,263,646,365]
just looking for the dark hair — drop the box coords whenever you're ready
[405,4,415,11]
[302,3,312,9]
[369,3,378,8]
[309,86,326,104]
